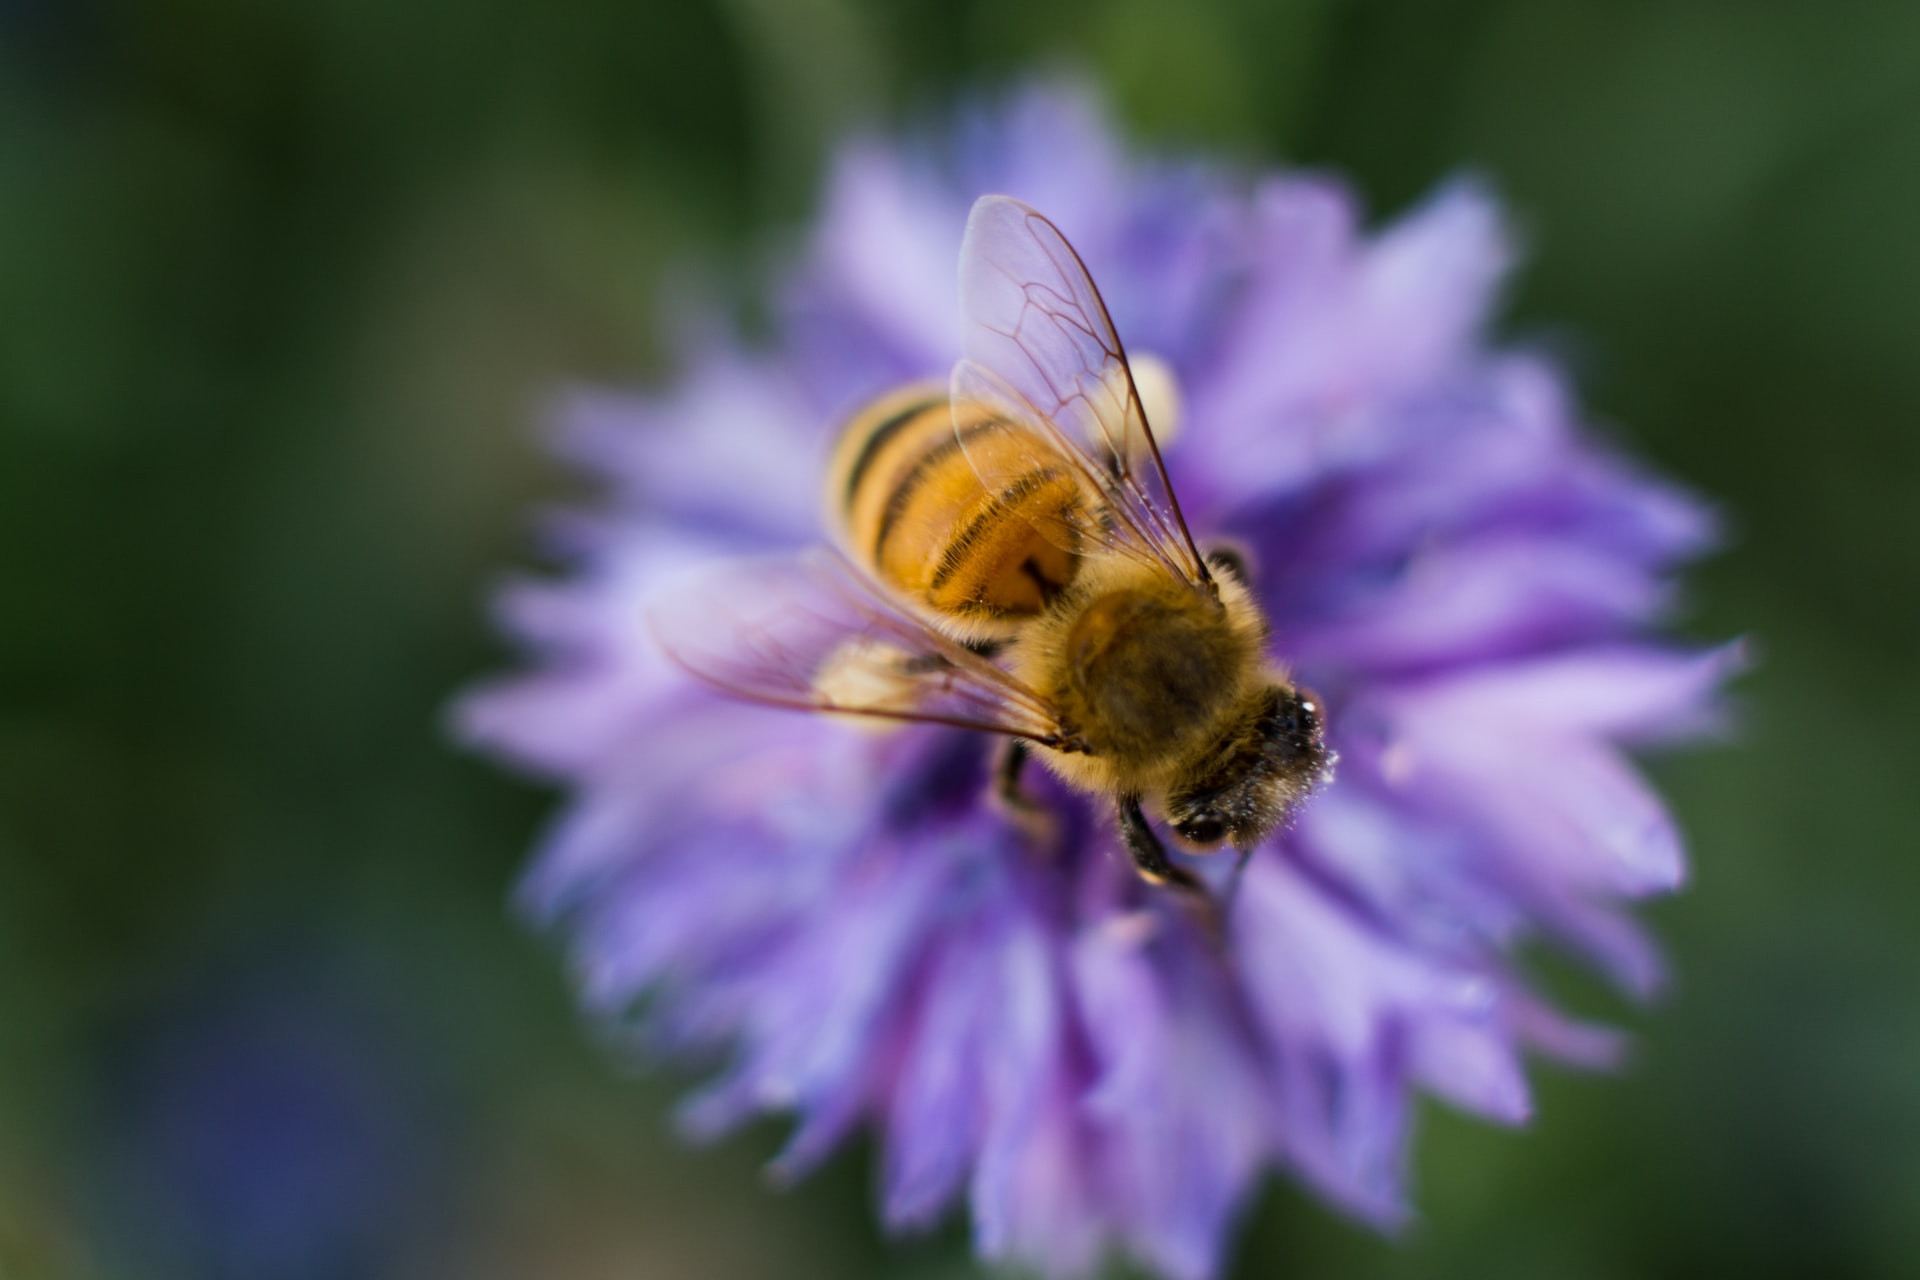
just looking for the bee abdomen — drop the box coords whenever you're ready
[829,386,1082,629]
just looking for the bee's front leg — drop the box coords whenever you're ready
[994,739,1059,850]
[1117,796,1222,943]
[995,738,1038,811]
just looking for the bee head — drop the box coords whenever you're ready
[1165,684,1333,852]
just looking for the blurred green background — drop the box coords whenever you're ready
[3,1,1917,1276]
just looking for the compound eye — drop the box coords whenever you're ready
[1176,815,1226,846]
[1271,693,1318,740]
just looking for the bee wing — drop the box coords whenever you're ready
[647,547,1070,743]
[955,194,1210,587]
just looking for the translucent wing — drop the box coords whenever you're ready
[647,548,1074,746]
[955,195,1209,586]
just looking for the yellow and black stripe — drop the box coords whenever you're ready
[827,384,1083,630]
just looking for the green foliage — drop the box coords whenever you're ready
[2,1,1917,1275]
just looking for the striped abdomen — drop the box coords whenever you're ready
[827,384,1083,633]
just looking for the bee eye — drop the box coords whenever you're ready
[1177,815,1226,845]
[1269,694,1318,740]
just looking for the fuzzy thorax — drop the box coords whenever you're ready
[1009,555,1272,799]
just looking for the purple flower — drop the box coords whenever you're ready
[456,83,1735,1280]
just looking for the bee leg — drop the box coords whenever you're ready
[995,739,1038,809]
[995,739,1057,847]
[1118,797,1222,943]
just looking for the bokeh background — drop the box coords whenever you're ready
[4,1,1918,1277]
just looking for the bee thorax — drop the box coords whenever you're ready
[1052,584,1242,769]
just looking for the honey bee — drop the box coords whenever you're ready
[654,196,1333,918]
